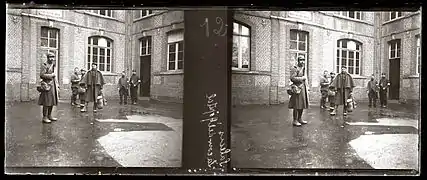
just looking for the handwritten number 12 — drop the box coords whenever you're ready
[200,17,227,37]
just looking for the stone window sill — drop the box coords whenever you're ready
[232,70,271,76]
[156,71,184,76]
[405,75,420,79]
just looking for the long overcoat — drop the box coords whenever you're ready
[330,72,355,105]
[38,62,59,106]
[288,65,309,109]
[80,69,105,102]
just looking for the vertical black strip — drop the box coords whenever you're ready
[183,9,230,171]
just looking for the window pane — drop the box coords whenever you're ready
[49,39,57,48]
[341,40,347,48]
[169,44,176,53]
[356,12,361,20]
[337,41,340,47]
[342,11,348,16]
[349,51,354,58]
[178,60,183,70]
[336,57,340,67]
[88,63,90,70]
[233,23,239,34]
[391,12,396,20]
[349,11,355,18]
[241,26,250,36]
[100,56,105,63]
[41,28,48,38]
[397,49,400,57]
[107,65,110,71]
[342,58,347,66]
[298,32,306,41]
[178,41,184,51]
[93,48,98,55]
[92,55,98,63]
[142,10,147,17]
[41,38,48,47]
[356,44,360,50]
[148,46,152,55]
[87,55,90,63]
[397,12,402,17]
[290,31,297,41]
[107,41,111,47]
[100,48,105,55]
[169,53,176,62]
[298,42,306,51]
[348,67,354,74]
[169,62,175,70]
[241,37,250,67]
[107,57,110,63]
[88,47,91,55]
[391,50,395,58]
[356,68,359,74]
[100,10,106,16]
[99,64,104,71]
[50,30,57,39]
[232,36,239,68]
[356,52,359,59]
[178,51,184,60]
[349,59,354,66]
[290,41,297,50]
[142,47,147,55]
[107,49,110,56]
[341,50,347,58]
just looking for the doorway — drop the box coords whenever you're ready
[388,59,400,100]
[139,36,152,97]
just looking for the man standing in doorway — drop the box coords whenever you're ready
[379,72,390,108]
[129,70,141,105]
[80,63,105,113]
[330,66,355,116]
[319,70,330,109]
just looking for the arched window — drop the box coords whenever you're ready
[232,22,250,70]
[336,39,362,75]
[87,36,113,72]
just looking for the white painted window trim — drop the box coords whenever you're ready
[232,22,251,71]
[140,38,151,56]
[338,11,363,21]
[290,30,309,76]
[87,37,113,73]
[388,40,400,59]
[40,27,60,76]
[336,40,362,75]
[166,41,183,71]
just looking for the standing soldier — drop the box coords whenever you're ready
[330,66,355,116]
[328,72,336,112]
[379,72,390,108]
[80,63,105,113]
[319,70,330,109]
[118,71,129,105]
[288,56,309,127]
[129,70,141,105]
[38,52,59,123]
[79,69,87,111]
[70,67,80,106]
[366,74,379,108]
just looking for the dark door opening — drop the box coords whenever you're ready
[139,36,152,97]
[388,59,400,100]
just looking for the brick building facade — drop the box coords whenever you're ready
[6,9,421,105]
[231,10,421,105]
[6,9,184,103]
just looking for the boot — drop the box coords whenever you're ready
[292,110,301,126]
[298,110,307,124]
[81,103,87,112]
[47,107,57,121]
[42,116,51,123]
[293,120,302,127]
[330,105,337,116]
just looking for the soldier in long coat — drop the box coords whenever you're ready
[366,74,379,107]
[80,63,105,112]
[319,70,330,109]
[379,72,390,108]
[38,52,59,123]
[79,69,87,111]
[330,66,355,116]
[288,56,309,126]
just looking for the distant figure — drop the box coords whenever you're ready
[319,70,330,109]
[328,72,336,111]
[117,71,129,105]
[80,63,105,113]
[379,72,390,108]
[79,69,87,111]
[330,66,355,116]
[38,52,59,123]
[288,56,309,127]
[366,74,379,108]
[70,67,80,106]
[129,70,141,105]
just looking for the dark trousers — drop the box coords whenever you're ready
[130,86,138,103]
[368,90,378,107]
[320,90,328,107]
[328,95,335,108]
[71,87,78,104]
[379,89,387,106]
[119,87,128,104]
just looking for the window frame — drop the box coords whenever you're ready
[40,27,60,79]
[388,39,401,59]
[339,11,363,20]
[389,11,403,21]
[416,35,421,74]
[336,39,362,75]
[232,21,251,71]
[138,10,153,19]
[290,29,309,76]
[140,37,152,56]
[166,30,184,71]
[90,10,113,18]
[87,36,113,73]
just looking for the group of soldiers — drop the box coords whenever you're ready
[38,52,142,124]
[288,55,391,127]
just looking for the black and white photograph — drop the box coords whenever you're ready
[230,10,421,170]
[5,8,184,167]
